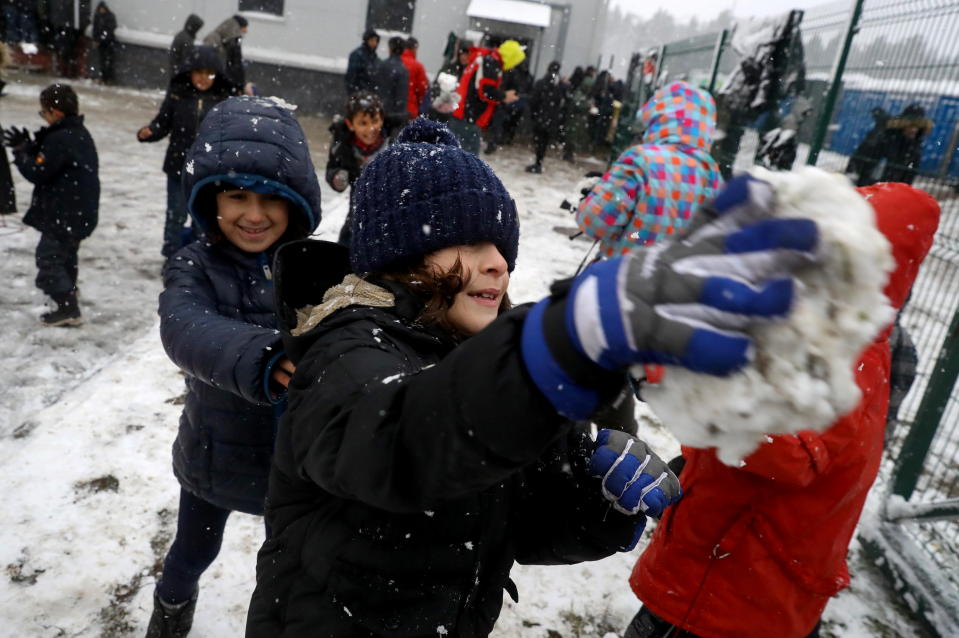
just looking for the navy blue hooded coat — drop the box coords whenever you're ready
[159,96,322,515]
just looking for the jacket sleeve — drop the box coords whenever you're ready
[576,148,648,245]
[512,427,637,565]
[413,63,429,104]
[158,249,282,406]
[285,308,571,513]
[739,345,890,487]
[345,50,360,90]
[144,95,175,142]
[13,131,73,186]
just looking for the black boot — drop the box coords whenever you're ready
[146,589,198,638]
[0,80,6,97]
[41,291,82,327]
[525,162,543,174]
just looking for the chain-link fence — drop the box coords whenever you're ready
[611,1,959,634]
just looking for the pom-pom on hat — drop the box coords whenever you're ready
[350,118,520,274]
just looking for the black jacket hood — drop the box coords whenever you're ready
[184,14,204,36]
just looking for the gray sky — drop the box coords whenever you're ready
[610,0,849,22]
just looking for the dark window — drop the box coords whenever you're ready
[366,0,416,33]
[239,0,284,16]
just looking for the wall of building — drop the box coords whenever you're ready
[87,0,612,112]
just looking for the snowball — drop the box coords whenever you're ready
[641,167,895,465]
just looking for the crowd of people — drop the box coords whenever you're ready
[343,29,631,171]
[0,8,944,638]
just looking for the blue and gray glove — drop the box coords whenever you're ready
[521,174,819,420]
[590,429,681,550]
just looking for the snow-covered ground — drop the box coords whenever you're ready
[0,71,931,637]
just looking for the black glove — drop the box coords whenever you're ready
[2,127,32,150]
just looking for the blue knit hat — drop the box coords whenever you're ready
[350,118,520,274]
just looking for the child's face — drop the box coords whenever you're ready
[215,189,290,253]
[345,111,384,146]
[424,242,510,336]
[191,69,216,91]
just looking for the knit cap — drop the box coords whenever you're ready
[350,118,519,274]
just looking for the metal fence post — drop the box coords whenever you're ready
[708,28,729,94]
[806,0,864,166]
[891,307,959,500]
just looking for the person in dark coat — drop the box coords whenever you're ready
[345,28,379,94]
[525,60,568,174]
[47,0,90,78]
[879,104,933,185]
[3,83,98,326]
[203,14,248,91]
[375,36,410,135]
[137,45,237,258]
[325,90,388,246]
[485,59,533,153]
[145,95,322,638]
[169,13,204,77]
[0,118,15,214]
[845,107,891,186]
[245,120,820,637]
[91,2,116,83]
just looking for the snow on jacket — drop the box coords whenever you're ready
[161,96,322,515]
[630,182,940,638]
[13,114,99,241]
[576,81,721,257]
[246,240,637,637]
[139,45,236,176]
[169,14,204,74]
[401,48,429,120]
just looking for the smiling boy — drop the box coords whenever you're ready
[326,90,389,245]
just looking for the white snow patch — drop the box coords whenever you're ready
[642,167,895,464]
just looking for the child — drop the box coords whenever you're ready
[147,96,322,637]
[325,90,388,246]
[623,183,940,638]
[245,120,821,637]
[576,81,722,258]
[3,83,99,326]
[137,45,237,258]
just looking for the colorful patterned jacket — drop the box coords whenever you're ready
[576,81,721,257]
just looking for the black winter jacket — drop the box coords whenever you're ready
[529,69,569,132]
[0,133,15,214]
[92,3,116,44]
[246,241,637,638]
[159,242,284,514]
[346,43,379,94]
[170,14,204,74]
[376,53,410,124]
[13,115,99,240]
[140,46,236,176]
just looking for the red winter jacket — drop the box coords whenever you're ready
[401,48,429,120]
[631,183,940,638]
[453,47,504,129]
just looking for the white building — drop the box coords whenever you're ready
[108,0,612,113]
